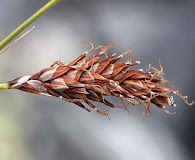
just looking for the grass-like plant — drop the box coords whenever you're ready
[0,0,194,120]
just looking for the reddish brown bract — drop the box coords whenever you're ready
[7,42,194,119]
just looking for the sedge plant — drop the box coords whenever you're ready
[0,0,194,120]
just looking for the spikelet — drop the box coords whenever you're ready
[6,42,194,119]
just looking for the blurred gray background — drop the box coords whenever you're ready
[0,0,194,160]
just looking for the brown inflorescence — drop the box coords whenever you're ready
[7,42,194,119]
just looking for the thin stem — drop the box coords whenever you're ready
[0,83,9,90]
[0,0,60,51]
[0,26,35,55]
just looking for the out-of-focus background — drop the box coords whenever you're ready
[0,0,194,160]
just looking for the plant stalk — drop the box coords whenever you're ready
[0,0,60,51]
[0,83,9,90]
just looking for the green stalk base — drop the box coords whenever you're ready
[0,83,9,90]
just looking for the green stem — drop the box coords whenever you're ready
[0,83,9,90]
[0,0,60,51]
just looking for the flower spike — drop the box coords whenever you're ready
[2,42,194,119]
